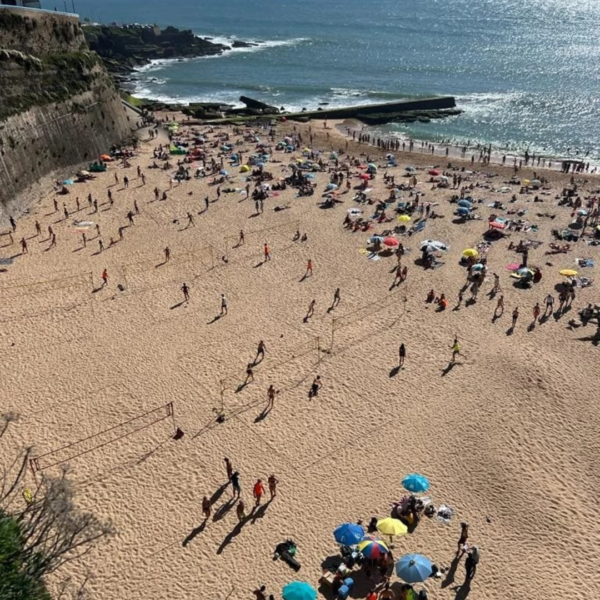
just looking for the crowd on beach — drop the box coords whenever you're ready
[3,110,599,600]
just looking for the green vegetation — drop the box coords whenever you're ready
[0,512,51,600]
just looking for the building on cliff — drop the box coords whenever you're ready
[0,5,134,223]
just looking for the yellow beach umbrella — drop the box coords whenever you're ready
[560,269,578,277]
[240,165,250,173]
[462,248,478,258]
[397,214,411,222]
[522,179,531,185]
[376,518,408,537]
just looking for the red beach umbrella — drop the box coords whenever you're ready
[384,237,399,247]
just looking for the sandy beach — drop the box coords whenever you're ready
[1,117,599,600]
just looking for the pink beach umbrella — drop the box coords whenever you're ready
[384,237,399,247]
[428,169,441,176]
[488,221,505,230]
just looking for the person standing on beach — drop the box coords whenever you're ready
[253,479,265,506]
[264,242,271,262]
[101,269,108,287]
[533,302,541,324]
[202,496,211,520]
[231,471,241,499]
[181,282,190,303]
[245,364,255,384]
[268,474,278,499]
[237,499,246,521]
[399,343,406,367]
[224,457,233,482]
[267,385,278,411]
[9,216,17,232]
[306,299,316,320]
[305,259,313,277]
[20,238,28,254]
[34,221,41,237]
[512,307,519,328]
[494,295,504,318]
[309,375,322,398]
[456,522,469,556]
[238,230,245,246]
[186,212,194,228]
[164,247,171,262]
[332,287,341,308]
[220,294,228,316]
[492,273,501,293]
[465,546,480,582]
[255,340,267,363]
[451,336,460,363]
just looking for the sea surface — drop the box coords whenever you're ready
[76,0,600,160]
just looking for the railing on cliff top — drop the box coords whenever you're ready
[0,5,79,19]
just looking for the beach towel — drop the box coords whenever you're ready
[576,258,595,268]
[436,504,454,524]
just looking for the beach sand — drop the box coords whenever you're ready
[1,118,599,600]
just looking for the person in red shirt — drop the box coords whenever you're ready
[253,479,265,506]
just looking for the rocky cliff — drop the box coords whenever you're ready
[0,7,133,224]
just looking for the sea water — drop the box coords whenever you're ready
[76,0,600,160]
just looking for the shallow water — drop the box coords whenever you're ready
[77,0,600,159]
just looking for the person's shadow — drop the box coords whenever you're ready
[453,580,471,600]
[207,314,222,325]
[389,365,401,378]
[182,519,207,546]
[441,361,456,376]
[254,405,272,423]
[212,497,236,522]
[441,554,462,588]
[506,325,515,336]
[210,482,229,505]
[249,499,271,524]
[216,518,246,555]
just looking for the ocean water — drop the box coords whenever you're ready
[76,0,600,160]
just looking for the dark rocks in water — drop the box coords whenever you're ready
[83,23,230,78]
[318,102,329,106]
[239,96,280,114]
[231,40,258,48]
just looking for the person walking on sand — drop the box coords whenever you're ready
[181,282,190,303]
[451,335,461,363]
[268,474,278,499]
[230,471,241,499]
[20,238,28,254]
[253,479,265,506]
[10,216,17,232]
[34,221,41,237]
[399,343,406,367]
[127,211,135,226]
[48,232,57,248]
[267,385,278,411]
[465,546,480,583]
[492,272,501,293]
[98,239,104,253]
[310,375,322,398]
[164,247,170,262]
[393,265,403,287]
[186,212,194,228]
[401,265,408,282]
[494,295,504,318]
[238,229,245,246]
[512,306,519,328]
[332,287,341,308]
[544,293,554,317]
[224,457,233,482]
[255,340,267,363]
[81,233,87,248]
[245,364,255,384]
[456,522,469,556]
[101,269,108,287]
[533,302,541,323]
[305,259,313,277]
[220,293,228,316]
[306,299,316,319]
[264,242,271,261]
[237,499,246,521]
[202,495,211,520]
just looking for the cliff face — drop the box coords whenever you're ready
[0,8,133,223]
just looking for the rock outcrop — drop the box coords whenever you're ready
[0,7,133,223]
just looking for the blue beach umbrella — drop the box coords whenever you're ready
[282,582,317,600]
[369,235,385,244]
[334,523,365,545]
[402,473,430,493]
[396,553,433,583]
[457,207,471,217]
[219,169,229,176]
[458,199,472,208]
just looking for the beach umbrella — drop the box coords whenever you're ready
[405,166,416,172]
[489,221,505,230]
[462,248,478,258]
[330,152,338,159]
[333,523,365,546]
[397,214,411,222]
[219,169,229,176]
[428,169,440,176]
[369,235,385,244]
[360,173,370,180]
[471,263,485,272]
[325,183,338,191]
[506,263,520,271]
[531,179,541,186]
[402,473,430,493]
[522,179,531,185]
[384,237,399,247]
[357,538,389,559]
[240,165,250,172]
[458,199,472,208]
[396,554,434,583]
[282,582,317,600]
[457,207,471,217]
[420,240,447,252]
[376,518,408,537]
[517,268,534,279]
[560,269,578,277]
[367,163,377,170]
[348,208,362,215]
[577,209,588,216]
